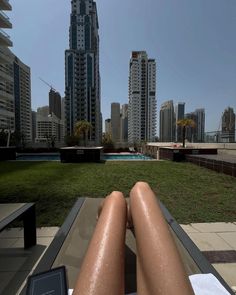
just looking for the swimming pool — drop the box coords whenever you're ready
[16,153,153,161]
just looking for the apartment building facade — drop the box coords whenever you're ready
[12,55,32,143]
[128,51,157,143]
[36,110,64,145]
[49,89,61,119]
[0,0,14,131]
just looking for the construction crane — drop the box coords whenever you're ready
[39,77,56,92]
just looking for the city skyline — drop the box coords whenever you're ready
[9,0,236,133]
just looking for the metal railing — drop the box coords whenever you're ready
[0,28,10,39]
[0,10,10,21]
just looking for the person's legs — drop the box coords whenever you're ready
[130,182,194,295]
[73,192,127,295]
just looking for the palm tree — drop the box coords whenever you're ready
[177,118,195,148]
[74,120,93,146]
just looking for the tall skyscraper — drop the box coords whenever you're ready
[159,100,175,142]
[185,112,197,142]
[0,0,14,131]
[65,0,101,144]
[185,108,205,142]
[12,55,32,143]
[111,102,120,143]
[120,104,128,142]
[195,108,205,142]
[174,102,185,142]
[105,118,111,134]
[128,51,157,143]
[49,89,61,119]
[221,107,235,142]
[31,110,36,143]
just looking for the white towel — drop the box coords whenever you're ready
[189,273,231,295]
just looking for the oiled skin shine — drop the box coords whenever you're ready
[73,182,194,295]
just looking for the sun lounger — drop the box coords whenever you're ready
[0,203,36,249]
[19,198,234,294]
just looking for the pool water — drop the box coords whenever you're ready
[16,154,60,161]
[16,153,153,161]
[103,154,152,160]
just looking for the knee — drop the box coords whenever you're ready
[130,181,150,196]
[130,182,155,205]
[108,191,126,207]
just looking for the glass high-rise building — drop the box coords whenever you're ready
[159,100,175,142]
[111,102,120,143]
[175,102,185,142]
[185,108,205,143]
[65,0,101,144]
[221,107,235,143]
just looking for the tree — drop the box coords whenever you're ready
[0,129,7,146]
[74,120,93,146]
[65,135,79,147]
[177,119,195,148]
[102,133,114,149]
[44,133,56,148]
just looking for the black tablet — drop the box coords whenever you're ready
[26,266,68,295]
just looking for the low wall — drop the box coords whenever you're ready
[60,147,103,163]
[186,155,236,177]
[186,143,236,156]
[145,142,236,159]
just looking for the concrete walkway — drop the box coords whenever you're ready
[0,223,235,294]
[181,222,236,290]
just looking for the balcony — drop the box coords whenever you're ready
[0,28,12,46]
[0,10,12,28]
[0,0,12,11]
[0,47,11,62]
[0,89,13,100]
[0,67,13,82]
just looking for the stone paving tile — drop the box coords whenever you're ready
[0,254,31,272]
[0,271,29,295]
[0,272,15,294]
[188,233,233,251]
[0,238,18,248]
[191,222,236,233]
[0,228,24,238]
[36,227,59,237]
[213,263,236,288]
[217,232,236,250]
[12,237,53,248]
[180,224,200,233]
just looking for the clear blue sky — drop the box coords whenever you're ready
[9,0,236,132]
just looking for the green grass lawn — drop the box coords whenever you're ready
[0,161,235,226]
